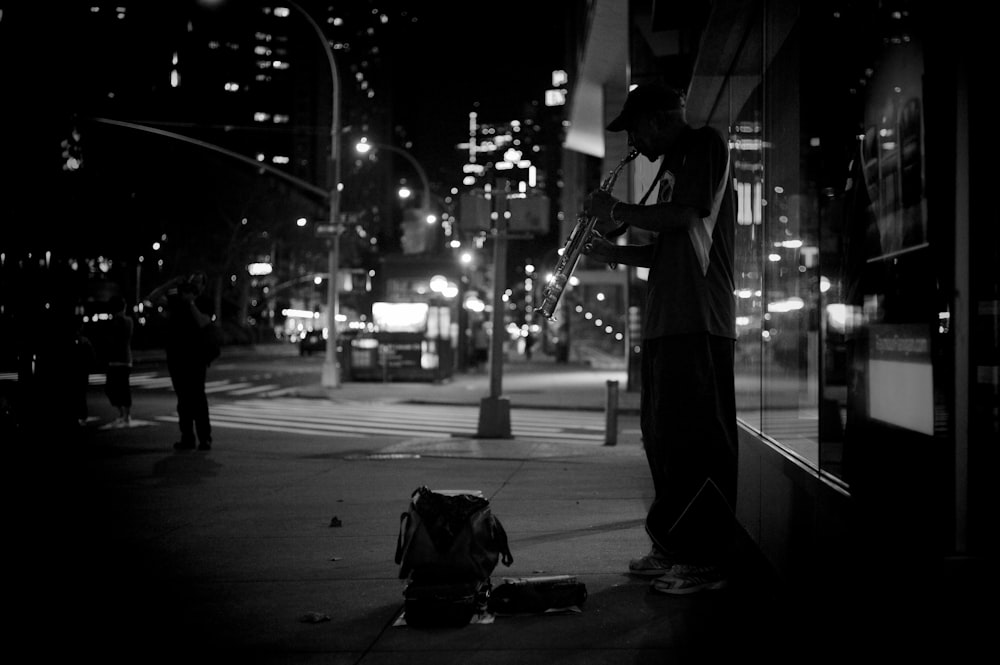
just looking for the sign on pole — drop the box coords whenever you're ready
[459,190,492,232]
[508,194,550,233]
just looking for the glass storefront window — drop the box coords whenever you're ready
[729,1,939,486]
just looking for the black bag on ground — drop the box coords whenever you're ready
[402,578,492,628]
[395,486,514,583]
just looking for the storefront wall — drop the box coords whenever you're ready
[693,1,964,585]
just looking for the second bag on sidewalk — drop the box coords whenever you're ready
[395,486,514,583]
[395,487,514,627]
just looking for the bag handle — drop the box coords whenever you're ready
[394,511,410,565]
[494,517,514,567]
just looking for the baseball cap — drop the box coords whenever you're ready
[606,83,685,132]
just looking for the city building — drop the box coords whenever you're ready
[19,1,433,347]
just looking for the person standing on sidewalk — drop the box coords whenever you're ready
[103,295,134,428]
[583,83,738,594]
[471,323,489,372]
[147,271,215,451]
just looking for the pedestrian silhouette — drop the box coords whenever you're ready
[103,295,134,427]
[147,271,216,451]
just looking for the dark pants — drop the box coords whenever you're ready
[105,365,132,408]
[167,357,211,445]
[640,334,738,564]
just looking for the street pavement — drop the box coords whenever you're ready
[14,344,818,664]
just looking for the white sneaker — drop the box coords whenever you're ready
[650,565,729,595]
[628,546,680,577]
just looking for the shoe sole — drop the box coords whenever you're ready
[650,579,728,595]
[629,567,677,578]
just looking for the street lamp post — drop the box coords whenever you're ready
[287,0,342,388]
[356,139,431,218]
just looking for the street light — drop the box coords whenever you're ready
[355,138,432,220]
[285,0,343,388]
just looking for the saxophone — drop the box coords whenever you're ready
[535,149,638,321]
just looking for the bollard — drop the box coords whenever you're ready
[604,380,619,446]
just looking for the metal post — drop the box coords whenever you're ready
[488,185,508,401]
[323,231,340,387]
[477,179,512,438]
[604,380,619,446]
[286,0,341,389]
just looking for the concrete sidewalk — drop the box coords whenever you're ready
[21,345,812,664]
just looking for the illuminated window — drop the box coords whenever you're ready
[545,89,567,107]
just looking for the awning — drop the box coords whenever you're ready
[563,0,630,158]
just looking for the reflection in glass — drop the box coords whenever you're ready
[732,100,764,433]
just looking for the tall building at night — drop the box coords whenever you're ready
[4,1,577,360]
[23,1,433,337]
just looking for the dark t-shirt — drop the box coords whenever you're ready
[164,291,203,359]
[643,125,736,340]
[106,313,134,366]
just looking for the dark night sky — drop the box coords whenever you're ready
[0,2,571,251]
[384,1,570,180]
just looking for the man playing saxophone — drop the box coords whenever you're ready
[583,83,739,595]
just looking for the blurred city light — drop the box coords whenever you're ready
[429,274,448,293]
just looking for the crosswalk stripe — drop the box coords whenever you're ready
[8,371,289,399]
[210,408,473,434]
[215,399,604,428]
[156,417,358,438]
[205,381,253,394]
[137,378,175,389]
[186,398,607,442]
[2,371,608,441]
[157,413,457,438]
[228,384,281,396]
[263,387,299,397]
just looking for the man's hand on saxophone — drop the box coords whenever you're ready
[584,189,618,235]
[582,234,617,264]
